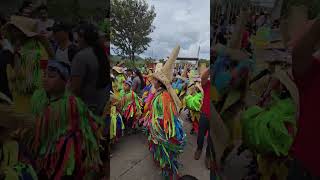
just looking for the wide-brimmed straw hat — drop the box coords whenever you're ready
[112,66,124,74]
[3,16,38,37]
[152,46,182,110]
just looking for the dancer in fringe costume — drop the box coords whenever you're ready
[3,16,53,114]
[109,89,125,143]
[112,66,126,93]
[140,78,156,134]
[174,65,189,113]
[0,92,37,180]
[23,61,105,179]
[118,79,142,134]
[212,43,254,166]
[149,46,186,179]
[241,64,297,180]
[185,81,203,135]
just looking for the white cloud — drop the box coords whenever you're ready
[112,0,210,60]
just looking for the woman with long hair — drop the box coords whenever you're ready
[132,68,145,97]
[70,23,110,178]
[70,23,110,116]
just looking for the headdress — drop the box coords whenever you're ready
[3,16,38,37]
[152,46,182,110]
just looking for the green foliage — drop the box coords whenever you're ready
[281,0,320,19]
[110,0,156,61]
[98,18,110,36]
[46,0,106,23]
[199,59,210,66]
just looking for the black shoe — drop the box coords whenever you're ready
[190,129,195,135]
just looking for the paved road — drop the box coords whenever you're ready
[110,110,252,180]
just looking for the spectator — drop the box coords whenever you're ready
[256,12,266,28]
[70,23,109,116]
[0,18,14,100]
[288,18,320,179]
[126,68,133,81]
[132,68,145,97]
[194,68,212,169]
[18,1,34,18]
[35,4,54,38]
[48,22,78,64]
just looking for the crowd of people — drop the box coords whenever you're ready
[210,5,320,180]
[0,1,111,179]
[1,1,320,180]
[109,46,212,179]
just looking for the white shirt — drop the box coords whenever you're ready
[55,47,69,64]
[36,19,55,38]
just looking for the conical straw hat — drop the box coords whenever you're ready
[155,63,163,73]
[153,45,182,110]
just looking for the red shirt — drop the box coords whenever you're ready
[291,57,320,177]
[241,30,250,49]
[201,81,210,118]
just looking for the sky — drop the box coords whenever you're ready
[112,0,210,60]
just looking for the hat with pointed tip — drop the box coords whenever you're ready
[152,45,182,110]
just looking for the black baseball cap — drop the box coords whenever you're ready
[47,21,72,32]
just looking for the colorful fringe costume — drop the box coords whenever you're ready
[0,140,38,180]
[172,79,185,96]
[185,92,203,134]
[213,51,254,143]
[148,90,186,178]
[109,106,124,142]
[108,79,125,142]
[0,93,37,180]
[7,39,49,114]
[140,89,155,133]
[119,89,142,129]
[241,94,296,180]
[115,74,125,92]
[25,89,105,179]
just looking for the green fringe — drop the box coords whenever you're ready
[241,96,296,156]
[29,89,104,174]
[185,92,203,111]
[9,40,42,96]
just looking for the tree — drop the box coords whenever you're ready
[111,0,156,61]
[281,0,320,19]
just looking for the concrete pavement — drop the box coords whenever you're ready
[110,110,251,180]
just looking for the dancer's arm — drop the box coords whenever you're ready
[201,68,209,86]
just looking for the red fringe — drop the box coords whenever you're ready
[69,96,84,179]
[162,92,175,134]
[53,138,74,180]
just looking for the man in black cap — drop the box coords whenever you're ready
[48,22,78,64]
